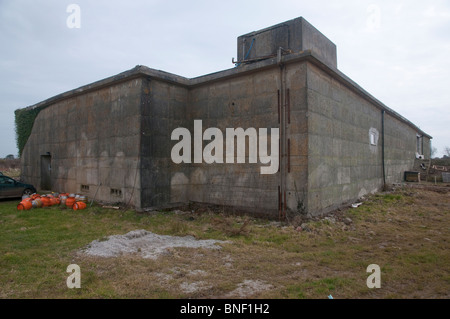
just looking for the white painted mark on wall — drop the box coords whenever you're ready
[369,127,379,146]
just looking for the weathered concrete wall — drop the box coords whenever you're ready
[21,78,142,207]
[183,68,283,216]
[304,61,430,215]
[383,112,418,183]
[306,62,384,215]
[138,60,308,217]
[423,137,431,159]
[283,62,309,216]
[237,17,337,68]
[19,17,431,216]
[139,66,292,216]
[140,77,190,208]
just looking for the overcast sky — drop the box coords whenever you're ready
[1,0,449,158]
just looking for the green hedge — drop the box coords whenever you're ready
[14,106,44,157]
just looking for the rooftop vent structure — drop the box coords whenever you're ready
[236,17,337,68]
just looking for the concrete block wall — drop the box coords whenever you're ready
[284,62,309,214]
[19,17,431,217]
[383,113,417,184]
[306,62,384,215]
[237,17,337,68]
[185,68,282,216]
[140,77,190,208]
[422,138,431,159]
[139,68,284,215]
[304,61,431,215]
[21,78,142,207]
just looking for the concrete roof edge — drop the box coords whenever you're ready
[188,51,314,86]
[136,65,191,86]
[238,16,303,38]
[16,54,432,140]
[299,51,432,139]
[16,65,191,112]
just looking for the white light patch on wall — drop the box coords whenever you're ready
[369,127,379,153]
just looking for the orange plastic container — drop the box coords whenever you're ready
[66,197,76,208]
[32,198,43,208]
[17,200,33,210]
[73,201,87,210]
[31,194,41,200]
[50,197,59,206]
[40,197,51,207]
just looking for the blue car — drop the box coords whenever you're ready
[0,174,37,199]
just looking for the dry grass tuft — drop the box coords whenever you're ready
[211,216,251,237]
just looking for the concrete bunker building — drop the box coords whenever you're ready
[18,17,431,218]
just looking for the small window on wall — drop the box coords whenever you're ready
[111,188,122,197]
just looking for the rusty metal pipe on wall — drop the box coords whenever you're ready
[278,48,288,221]
[382,110,386,188]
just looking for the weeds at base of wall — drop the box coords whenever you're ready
[287,181,308,226]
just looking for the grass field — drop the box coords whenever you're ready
[0,183,449,299]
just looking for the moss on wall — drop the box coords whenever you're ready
[14,106,45,157]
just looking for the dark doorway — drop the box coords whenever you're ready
[41,154,51,190]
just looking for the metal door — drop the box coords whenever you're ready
[41,155,51,190]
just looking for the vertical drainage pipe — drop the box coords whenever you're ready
[381,110,386,189]
[278,47,286,220]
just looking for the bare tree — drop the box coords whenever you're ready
[444,146,450,157]
[431,147,438,158]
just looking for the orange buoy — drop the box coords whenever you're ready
[32,198,43,208]
[66,197,76,208]
[59,195,67,206]
[40,196,51,207]
[50,197,59,206]
[31,194,41,200]
[78,195,87,203]
[17,200,33,210]
[73,201,87,210]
